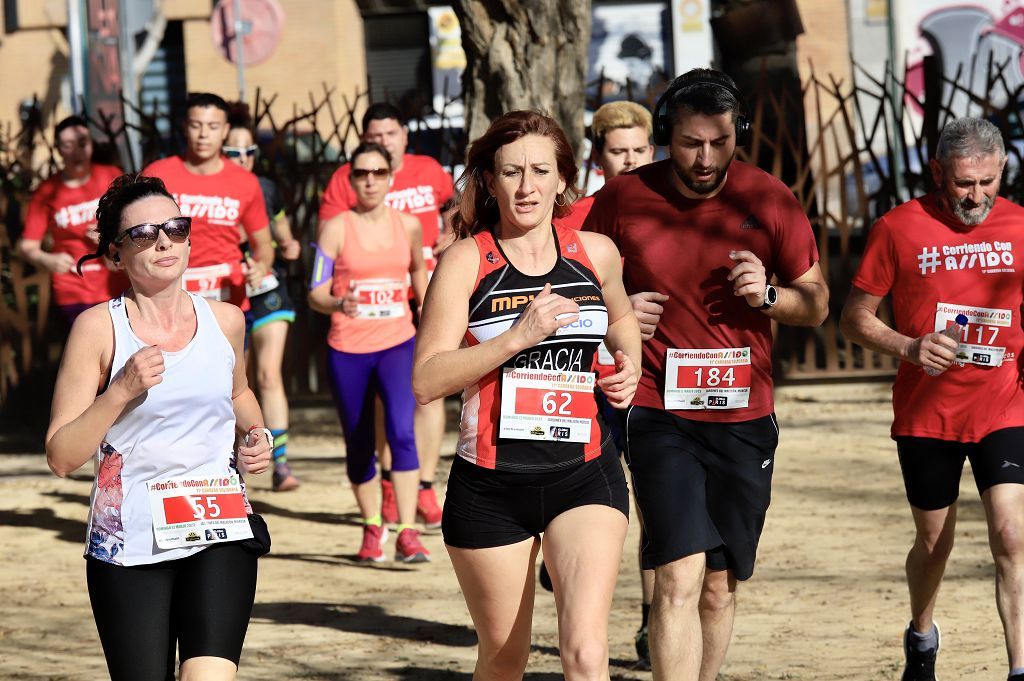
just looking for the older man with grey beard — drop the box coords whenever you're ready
[842,117,1024,681]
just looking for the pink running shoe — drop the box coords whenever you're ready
[272,463,300,492]
[416,487,443,529]
[356,524,388,563]
[380,479,398,524]
[395,528,430,563]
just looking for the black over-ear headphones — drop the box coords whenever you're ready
[652,71,752,147]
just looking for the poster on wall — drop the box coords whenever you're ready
[427,6,465,114]
[588,2,672,103]
[670,0,713,76]
[898,0,1024,115]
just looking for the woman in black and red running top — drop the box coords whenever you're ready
[413,110,641,679]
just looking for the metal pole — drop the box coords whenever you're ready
[118,0,142,170]
[67,0,86,111]
[887,0,907,201]
[234,0,246,101]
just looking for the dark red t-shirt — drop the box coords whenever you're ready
[23,164,127,306]
[853,194,1024,441]
[143,156,267,307]
[584,159,819,422]
[319,153,454,260]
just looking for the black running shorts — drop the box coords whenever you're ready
[896,427,1024,511]
[87,543,258,680]
[244,273,296,332]
[624,405,779,581]
[442,442,630,549]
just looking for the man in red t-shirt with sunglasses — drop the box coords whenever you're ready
[842,118,1024,681]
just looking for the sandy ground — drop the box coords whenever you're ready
[0,382,1011,680]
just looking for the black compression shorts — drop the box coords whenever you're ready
[896,427,1024,510]
[442,441,629,549]
[86,543,258,681]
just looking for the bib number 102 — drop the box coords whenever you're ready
[542,391,572,415]
[692,367,736,387]
[364,289,397,305]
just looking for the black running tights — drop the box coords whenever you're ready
[86,543,257,681]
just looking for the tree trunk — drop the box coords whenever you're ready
[453,0,591,160]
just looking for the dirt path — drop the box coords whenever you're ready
[0,383,1008,679]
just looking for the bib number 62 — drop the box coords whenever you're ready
[542,391,572,416]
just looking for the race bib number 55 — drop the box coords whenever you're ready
[147,474,253,549]
[499,368,596,443]
[664,347,751,410]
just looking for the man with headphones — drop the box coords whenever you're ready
[584,67,828,680]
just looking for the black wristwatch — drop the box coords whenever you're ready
[760,284,778,310]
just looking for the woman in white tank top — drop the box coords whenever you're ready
[45,173,272,681]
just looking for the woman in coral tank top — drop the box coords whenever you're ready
[309,142,430,563]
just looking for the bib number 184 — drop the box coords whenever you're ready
[664,347,751,410]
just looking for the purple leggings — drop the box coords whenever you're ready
[326,337,419,484]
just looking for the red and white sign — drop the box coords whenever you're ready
[499,367,596,443]
[664,347,751,410]
[147,473,253,550]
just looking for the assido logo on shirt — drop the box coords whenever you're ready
[53,199,100,228]
[917,241,1015,276]
[173,193,242,226]
[386,186,437,214]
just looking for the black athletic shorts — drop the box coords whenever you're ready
[244,271,296,332]
[896,427,1024,511]
[86,543,258,681]
[625,405,779,581]
[442,442,630,549]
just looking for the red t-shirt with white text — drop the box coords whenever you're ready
[143,156,267,307]
[319,153,454,264]
[584,160,820,422]
[23,163,127,306]
[852,194,1024,442]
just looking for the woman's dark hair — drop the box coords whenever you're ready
[226,101,254,132]
[77,174,176,274]
[348,142,393,173]
[452,110,579,240]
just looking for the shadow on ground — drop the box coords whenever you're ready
[252,601,477,647]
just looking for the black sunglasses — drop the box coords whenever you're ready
[224,145,258,158]
[114,217,192,247]
[351,167,390,180]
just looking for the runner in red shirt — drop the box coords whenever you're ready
[556,100,655,230]
[17,116,126,324]
[143,93,272,311]
[841,118,1024,681]
[584,69,828,681]
[320,102,454,527]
